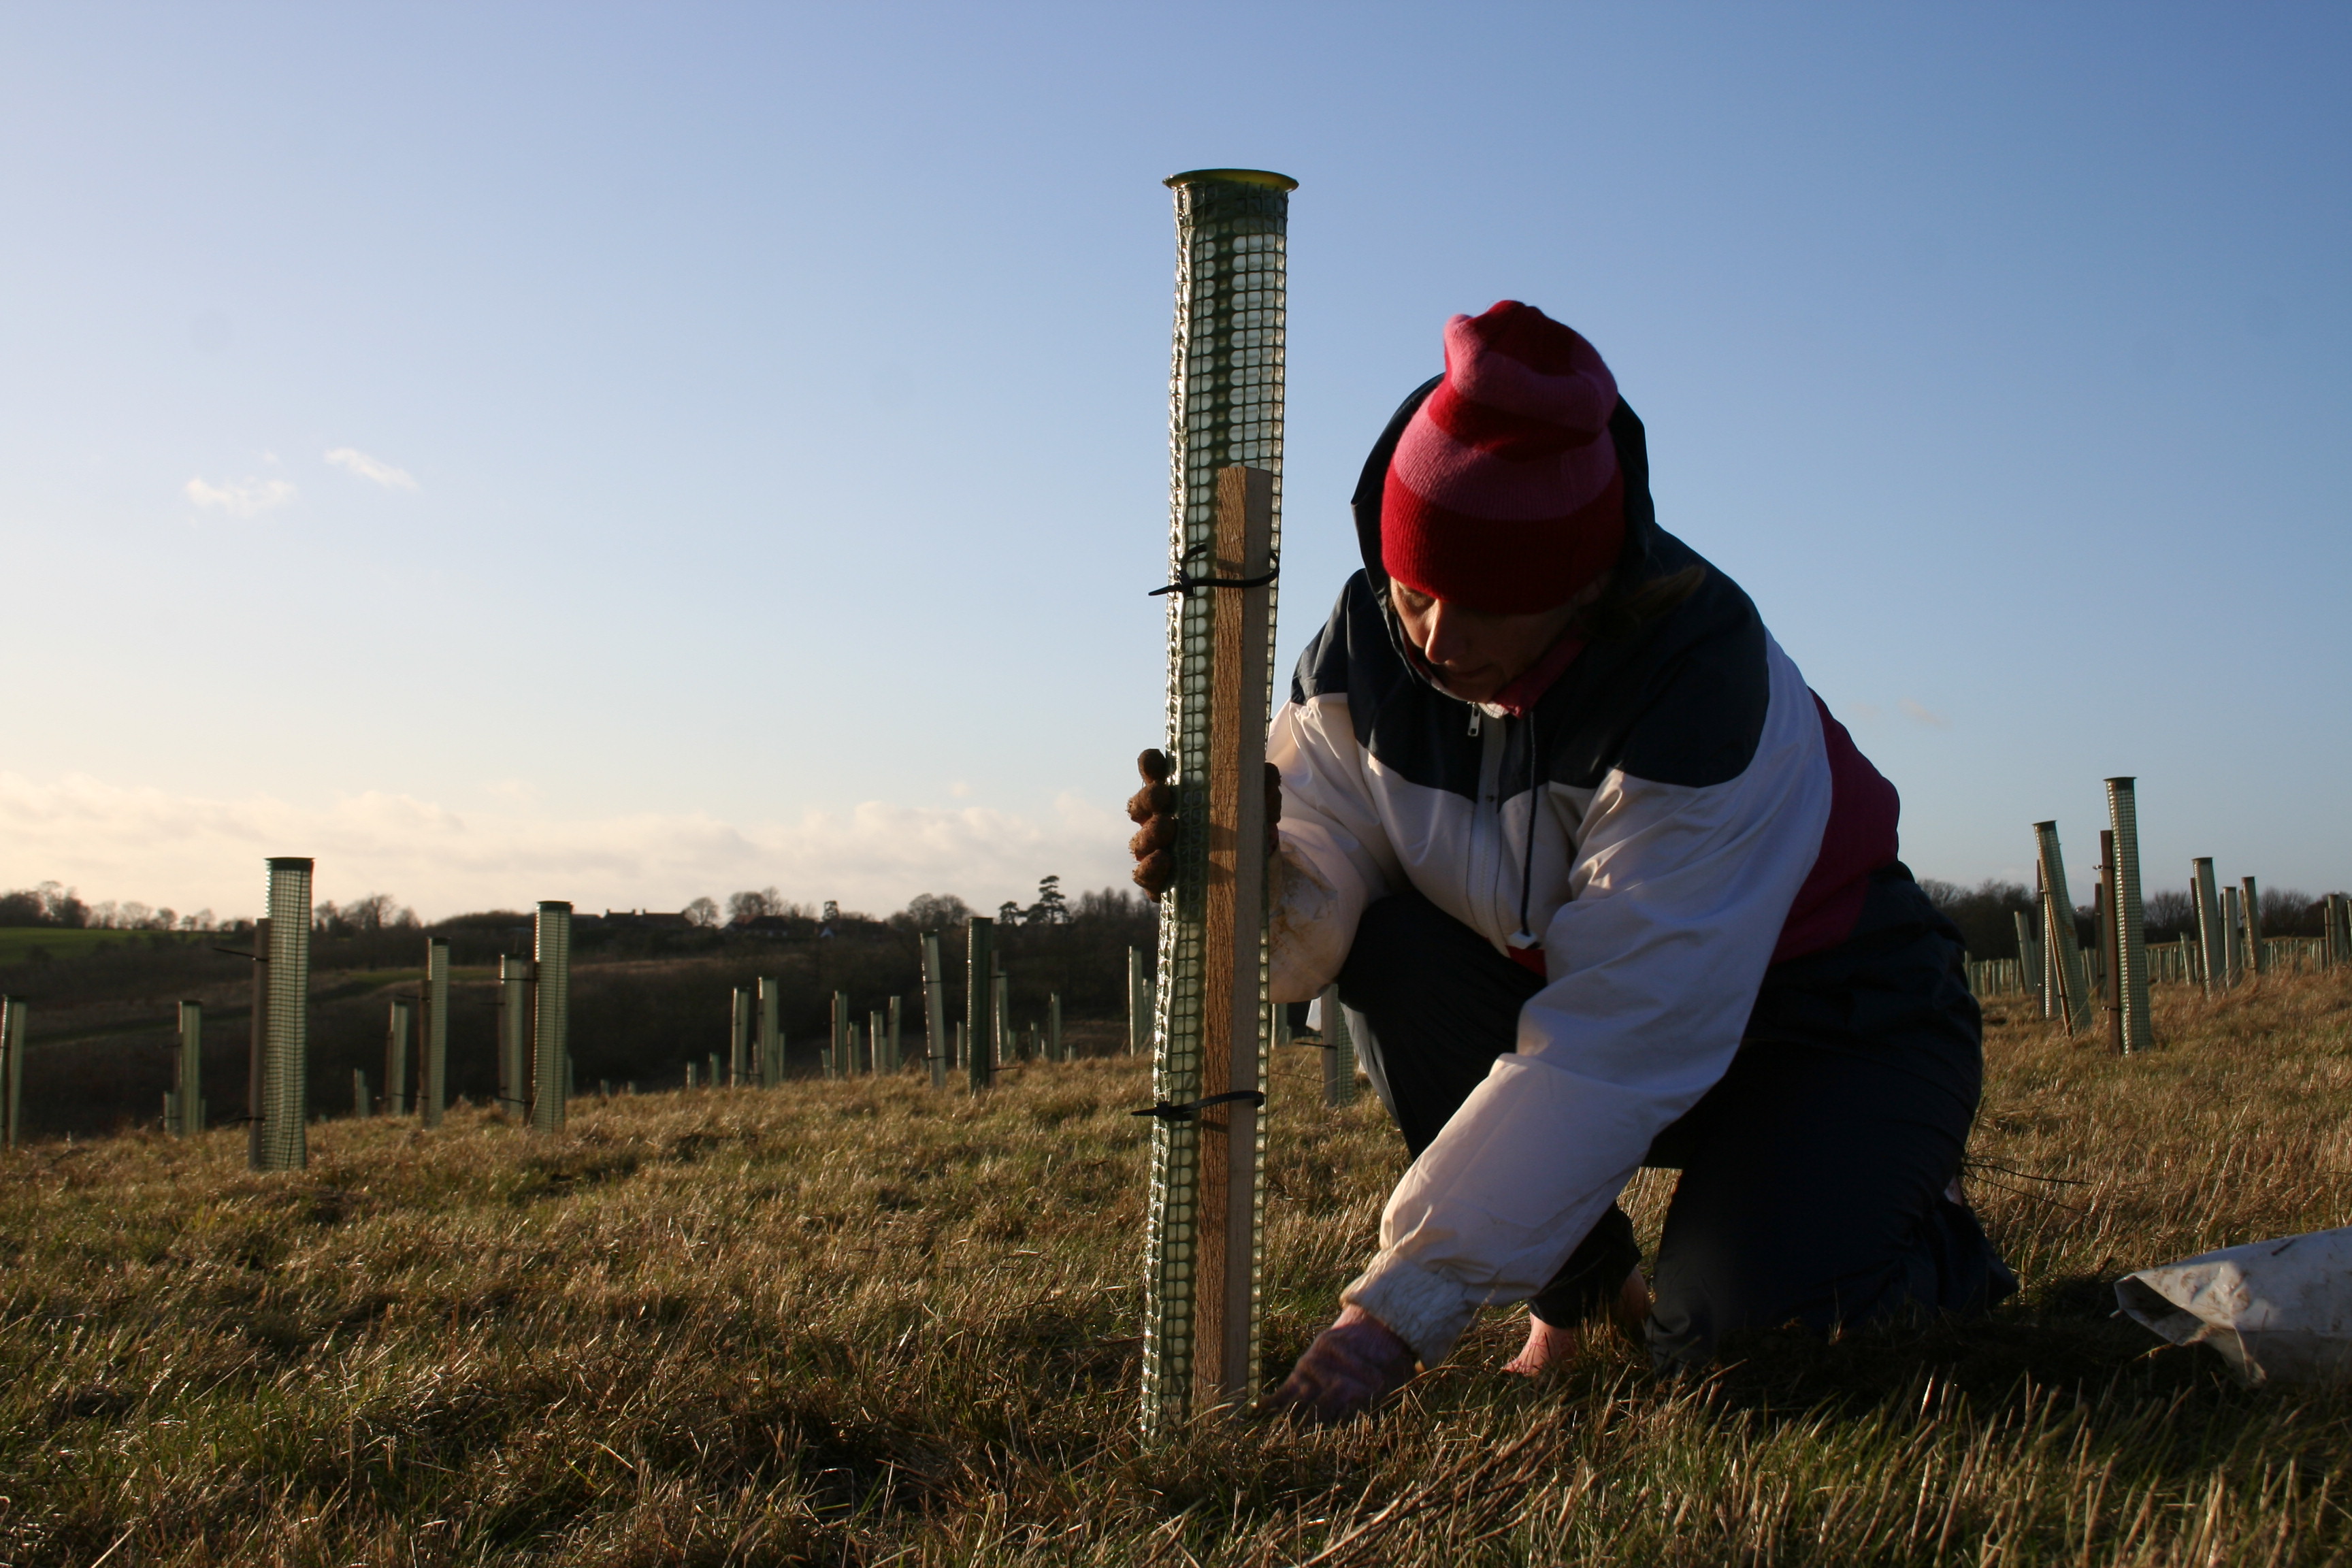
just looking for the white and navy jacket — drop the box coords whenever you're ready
[1269,387,1899,1364]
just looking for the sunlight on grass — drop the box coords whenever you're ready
[1,976,2348,1562]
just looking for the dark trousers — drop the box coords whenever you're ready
[1335,866,2014,1368]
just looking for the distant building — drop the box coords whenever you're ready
[729,915,797,938]
[600,909,696,931]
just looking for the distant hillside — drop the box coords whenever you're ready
[0,895,1156,1142]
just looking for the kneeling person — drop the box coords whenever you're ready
[1128,301,2013,1422]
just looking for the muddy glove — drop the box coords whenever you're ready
[1126,750,1179,900]
[1267,1306,1418,1424]
[1126,749,1281,904]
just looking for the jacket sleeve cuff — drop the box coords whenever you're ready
[1341,1252,1478,1367]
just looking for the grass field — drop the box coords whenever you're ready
[0,927,205,966]
[2,977,2349,1564]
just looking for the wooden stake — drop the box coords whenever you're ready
[1188,464,1276,1414]
[2097,830,2123,1054]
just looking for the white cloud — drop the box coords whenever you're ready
[323,447,418,490]
[184,475,297,517]
[1900,698,1952,730]
[0,772,1130,924]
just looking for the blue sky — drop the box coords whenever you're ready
[1,3,2345,921]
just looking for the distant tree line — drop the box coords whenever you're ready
[315,894,419,936]
[1919,877,2344,960]
[0,880,432,937]
[14,862,2342,970]
[0,881,220,932]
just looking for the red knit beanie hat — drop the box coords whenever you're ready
[1381,301,1624,614]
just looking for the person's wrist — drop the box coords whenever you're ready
[1329,1305,1416,1371]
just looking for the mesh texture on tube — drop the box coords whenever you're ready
[498,959,531,1112]
[2104,779,2153,1053]
[177,1002,203,1136]
[2193,860,2226,997]
[1322,987,1358,1109]
[387,998,412,1117]
[532,904,572,1132]
[2032,825,2092,1034]
[1144,171,1288,1434]
[259,859,313,1171]
[922,935,949,1088]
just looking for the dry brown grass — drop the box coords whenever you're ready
[3,975,2350,1564]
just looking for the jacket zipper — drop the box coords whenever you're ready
[1469,710,1507,943]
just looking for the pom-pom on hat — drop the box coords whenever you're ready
[1380,301,1624,614]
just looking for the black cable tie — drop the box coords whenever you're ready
[1147,546,1280,600]
[1130,1089,1266,1122]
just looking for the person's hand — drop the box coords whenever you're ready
[1126,749,1282,903]
[1126,750,1179,900]
[1266,1305,1418,1424]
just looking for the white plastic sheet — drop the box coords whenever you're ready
[2116,1226,2352,1386]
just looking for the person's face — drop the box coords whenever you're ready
[1390,581,1586,704]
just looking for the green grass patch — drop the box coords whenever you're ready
[0,927,207,966]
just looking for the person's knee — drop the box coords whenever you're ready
[1644,1235,1776,1369]
[1646,1194,2008,1369]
